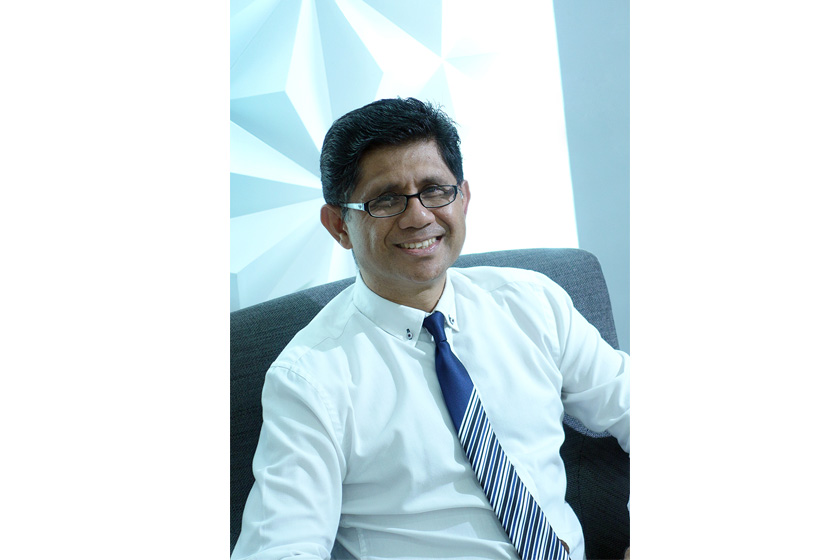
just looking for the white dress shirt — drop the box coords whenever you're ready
[232,266,630,560]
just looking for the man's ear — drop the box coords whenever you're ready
[459,180,471,216]
[320,204,353,250]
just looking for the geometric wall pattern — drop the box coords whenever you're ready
[231,0,577,311]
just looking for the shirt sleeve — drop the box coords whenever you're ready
[231,364,345,560]
[542,278,630,454]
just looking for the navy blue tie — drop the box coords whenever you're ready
[423,311,570,560]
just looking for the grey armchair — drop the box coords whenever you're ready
[230,248,630,559]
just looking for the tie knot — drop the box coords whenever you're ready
[423,311,447,343]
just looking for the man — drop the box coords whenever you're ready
[232,98,629,560]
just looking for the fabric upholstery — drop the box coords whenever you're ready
[230,248,629,559]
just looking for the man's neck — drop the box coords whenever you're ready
[360,273,446,313]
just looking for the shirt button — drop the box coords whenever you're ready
[448,314,455,325]
[406,329,413,340]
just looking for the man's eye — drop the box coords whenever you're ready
[372,195,401,207]
[423,186,452,201]
[424,186,445,195]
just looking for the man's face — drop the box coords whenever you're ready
[323,140,470,310]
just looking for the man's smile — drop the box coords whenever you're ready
[396,236,441,250]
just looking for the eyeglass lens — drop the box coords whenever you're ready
[368,186,457,217]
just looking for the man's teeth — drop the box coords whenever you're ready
[399,238,436,249]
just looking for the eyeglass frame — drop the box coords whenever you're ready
[338,184,462,218]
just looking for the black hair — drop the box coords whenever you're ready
[320,97,464,208]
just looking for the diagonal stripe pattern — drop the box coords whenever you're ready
[423,311,570,560]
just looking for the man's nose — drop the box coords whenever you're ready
[398,196,434,228]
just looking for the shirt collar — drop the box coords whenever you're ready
[434,271,459,332]
[351,271,460,344]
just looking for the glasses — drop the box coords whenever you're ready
[339,184,460,218]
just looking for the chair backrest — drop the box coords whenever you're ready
[230,248,629,557]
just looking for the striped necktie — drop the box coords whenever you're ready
[423,311,570,560]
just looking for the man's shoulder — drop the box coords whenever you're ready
[450,264,557,293]
[271,284,359,370]
[449,265,573,314]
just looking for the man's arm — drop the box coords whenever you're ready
[543,277,630,452]
[232,365,345,560]
[546,276,631,553]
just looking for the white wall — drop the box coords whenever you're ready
[555,0,630,351]
[230,0,630,353]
